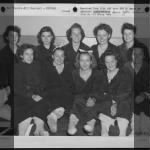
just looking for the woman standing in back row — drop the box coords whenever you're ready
[91,23,118,70]
[36,26,56,64]
[118,23,149,64]
[62,23,90,67]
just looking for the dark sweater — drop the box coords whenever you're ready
[72,69,102,103]
[62,42,90,67]
[41,61,74,110]
[35,44,55,64]
[91,42,119,70]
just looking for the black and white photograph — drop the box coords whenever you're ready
[0,2,150,148]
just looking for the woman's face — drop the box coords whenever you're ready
[53,50,65,65]
[133,48,144,64]
[22,48,34,64]
[71,27,82,43]
[123,29,134,43]
[105,55,118,71]
[96,29,110,45]
[7,31,19,45]
[79,53,92,71]
[41,31,53,46]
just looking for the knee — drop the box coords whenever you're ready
[116,117,129,127]
[33,116,44,124]
[99,113,115,126]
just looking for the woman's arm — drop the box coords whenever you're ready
[14,67,33,98]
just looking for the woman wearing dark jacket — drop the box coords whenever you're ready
[91,23,119,70]
[98,50,132,136]
[0,25,21,91]
[35,26,56,64]
[124,46,150,135]
[41,48,74,134]
[0,25,21,130]
[67,51,102,135]
[62,23,90,67]
[14,44,49,136]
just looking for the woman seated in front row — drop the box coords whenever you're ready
[67,50,102,135]
[98,50,133,136]
[41,48,74,134]
[124,46,150,135]
[14,44,50,136]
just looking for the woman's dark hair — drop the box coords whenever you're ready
[101,50,123,68]
[121,23,136,35]
[93,23,113,39]
[52,47,65,55]
[75,52,97,69]
[17,44,36,59]
[66,23,85,42]
[3,25,21,43]
[37,26,55,45]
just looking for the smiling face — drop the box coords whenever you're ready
[71,27,82,43]
[105,55,118,72]
[79,53,92,71]
[53,49,65,65]
[123,29,134,43]
[41,31,53,46]
[22,48,34,64]
[96,29,110,45]
[7,31,19,46]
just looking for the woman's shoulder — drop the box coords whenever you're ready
[117,42,124,48]
[91,44,98,50]
[80,42,90,50]
[93,69,101,76]
[65,62,74,70]
[61,42,71,50]
[72,69,79,77]
[118,67,132,80]
[141,62,150,73]
[14,62,25,73]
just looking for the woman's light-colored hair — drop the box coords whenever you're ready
[75,52,97,69]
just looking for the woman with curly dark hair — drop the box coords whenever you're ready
[118,22,150,64]
[91,23,118,70]
[67,50,102,136]
[36,26,56,64]
[97,50,132,136]
[62,23,90,67]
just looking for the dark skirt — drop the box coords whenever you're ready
[14,95,50,127]
[45,88,73,114]
[99,100,132,120]
[71,96,100,124]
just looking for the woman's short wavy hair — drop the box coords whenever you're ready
[66,23,85,42]
[52,47,65,55]
[93,23,113,40]
[101,50,123,69]
[17,44,36,59]
[37,26,55,45]
[121,23,136,35]
[3,25,21,43]
[75,52,97,69]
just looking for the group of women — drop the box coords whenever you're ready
[0,22,149,136]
